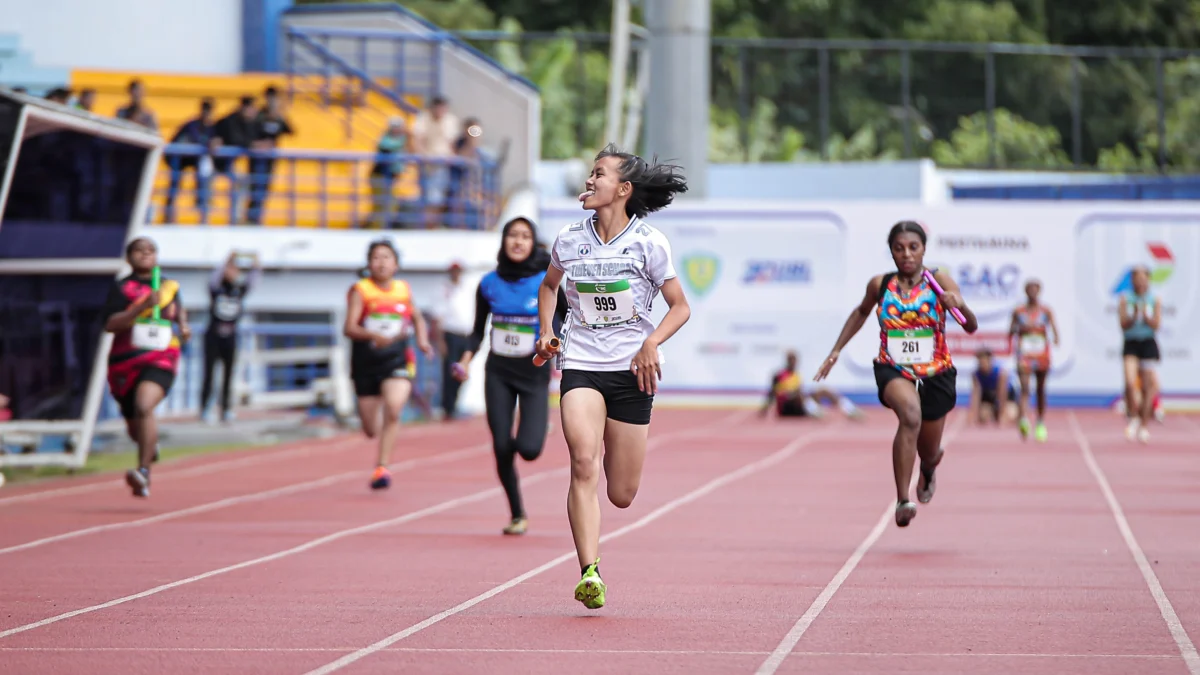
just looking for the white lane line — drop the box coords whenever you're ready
[0,646,1179,659]
[0,421,479,507]
[0,412,743,641]
[301,424,829,675]
[756,413,967,675]
[0,442,491,556]
[1068,411,1200,675]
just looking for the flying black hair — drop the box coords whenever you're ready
[594,143,688,219]
[886,220,927,248]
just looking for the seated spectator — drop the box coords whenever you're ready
[75,88,96,112]
[365,116,411,229]
[761,350,863,420]
[164,98,218,223]
[115,79,158,131]
[44,87,71,105]
[968,348,1019,425]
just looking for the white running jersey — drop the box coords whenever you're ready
[550,215,677,371]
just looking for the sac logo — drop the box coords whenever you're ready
[928,262,1022,301]
[681,253,721,298]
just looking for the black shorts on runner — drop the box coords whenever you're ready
[874,362,958,422]
[353,363,414,398]
[1122,338,1161,363]
[980,384,1017,407]
[116,367,176,420]
[559,369,653,425]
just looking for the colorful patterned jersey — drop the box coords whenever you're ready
[875,272,953,380]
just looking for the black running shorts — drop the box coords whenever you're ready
[559,369,653,426]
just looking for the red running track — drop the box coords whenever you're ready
[0,407,1197,675]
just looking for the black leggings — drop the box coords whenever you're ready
[484,358,551,520]
[201,331,237,415]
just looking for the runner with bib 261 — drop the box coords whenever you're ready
[814,221,978,529]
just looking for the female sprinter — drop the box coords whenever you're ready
[534,144,691,610]
[1119,265,1161,443]
[814,221,978,528]
[343,240,433,489]
[103,237,192,498]
[1009,279,1058,442]
[452,217,568,535]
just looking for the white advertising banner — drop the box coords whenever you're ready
[539,200,1200,406]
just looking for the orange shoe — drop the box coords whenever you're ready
[370,466,391,490]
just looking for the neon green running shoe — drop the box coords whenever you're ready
[574,560,606,610]
[1034,421,1048,443]
[1018,417,1031,440]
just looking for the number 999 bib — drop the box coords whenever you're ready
[576,280,636,328]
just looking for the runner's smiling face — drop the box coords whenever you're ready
[581,155,629,211]
[889,231,924,276]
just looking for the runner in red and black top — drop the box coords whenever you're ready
[103,237,192,498]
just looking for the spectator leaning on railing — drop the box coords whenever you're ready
[411,95,459,228]
[164,98,218,223]
[247,86,293,225]
[365,116,411,229]
[212,96,260,222]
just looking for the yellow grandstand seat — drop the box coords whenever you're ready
[69,70,424,228]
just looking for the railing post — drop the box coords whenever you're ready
[985,48,996,169]
[819,47,830,161]
[901,47,912,159]
[1070,57,1082,167]
[1156,55,1167,172]
[737,45,750,162]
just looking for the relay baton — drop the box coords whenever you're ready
[151,265,162,321]
[532,337,560,366]
[922,269,967,326]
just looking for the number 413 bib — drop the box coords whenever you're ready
[577,280,637,328]
[887,328,934,365]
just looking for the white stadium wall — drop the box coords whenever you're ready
[540,198,1200,408]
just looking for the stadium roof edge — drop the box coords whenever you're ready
[0,87,164,148]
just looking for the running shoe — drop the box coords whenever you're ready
[1018,417,1031,440]
[574,560,606,609]
[370,465,391,490]
[895,500,917,527]
[1125,418,1140,441]
[125,467,150,498]
[502,517,528,535]
[1137,426,1151,444]
[1034,422,1048,443]
[916,448,943,504]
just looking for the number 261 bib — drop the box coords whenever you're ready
[887,328,934,365]
[576,280,636,328]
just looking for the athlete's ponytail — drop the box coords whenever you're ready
[595,143,688,219]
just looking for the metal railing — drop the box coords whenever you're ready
[152,145,502,230]
[284,26,443,111]
[456,31,1200,172]
[98,320,444,425]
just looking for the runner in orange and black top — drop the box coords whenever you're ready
[760,350,862,419]
[343,240,434,490]
[1009,279,1058,442]
[815,221,978,527]
[102,237,192,498]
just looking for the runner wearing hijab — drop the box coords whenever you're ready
[453,217,567,535]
